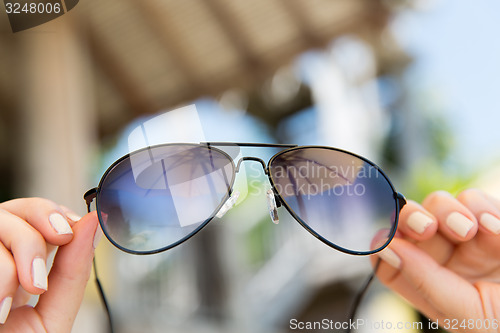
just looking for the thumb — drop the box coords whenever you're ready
[35,212,99,333]
[374,238,483,323]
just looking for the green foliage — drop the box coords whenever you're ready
[401,159,474,203]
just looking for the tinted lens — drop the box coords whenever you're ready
[97,144,234,253]
[269,147,397,254]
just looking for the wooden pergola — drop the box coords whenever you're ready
[0,0,410,212]
[1,0,408,138]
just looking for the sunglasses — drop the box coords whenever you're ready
[84,142,406,256]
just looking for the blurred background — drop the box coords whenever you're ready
[1,0,499,332]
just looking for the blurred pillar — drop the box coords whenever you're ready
[16,19,96,215]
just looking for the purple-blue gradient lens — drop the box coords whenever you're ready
[97,145,234,253]
[269,148,397,253]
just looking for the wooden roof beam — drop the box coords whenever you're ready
[203,0,266,77]
[131,0,209,95]
[86,25,158,120]
[276,0,325,48]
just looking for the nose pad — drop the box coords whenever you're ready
[215,190,241,218]
[266,189,280,224]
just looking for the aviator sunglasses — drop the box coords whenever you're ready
[84,142,406,332]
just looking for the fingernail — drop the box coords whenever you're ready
[66,212,82,222]
[49,213,73,235]
[32,257,48,291]
[446,212,474,237]
[0,297,13,324]
[378,247,401,269]
[93,225,103,249]
[480,213,500,234]
[407,211,434,234]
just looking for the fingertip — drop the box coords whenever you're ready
[48,213,73,236]
[479,213,500,235]
[421,190,454,207]
[75,211,99,241]
[8,232,49,296]
[445,211,477,239]
[378,247,402,270]
[370,236,405,285]
[32,257,48,292]
[16,256,49,296]
[455,189,500,236]
[66,212,82,223]
[0,296,13,324]
[371,251,399,288]
[398,201,438,240]
[59,205,82,223]
[0,246,18,320]
[49,211,99,276]
[406,211,436,235]
[1,198,77,246]
[421,191,478,242]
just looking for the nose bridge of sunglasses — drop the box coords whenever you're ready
[235,157,283,224]
[235,156,268,174]
[214,157,283,224]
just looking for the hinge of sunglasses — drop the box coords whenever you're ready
[84,188,98,213]
[396,192,407,209]
[215,190,241,218]
[266,189,280,224]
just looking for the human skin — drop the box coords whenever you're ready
[374,189,500,333]
[0,198,100,333]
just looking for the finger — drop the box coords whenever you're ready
[0,245,17,324]
[0,198,74,246]
[0,209,48,295]
[59,206,82,223]
[371,221,453,267]
[457,189,500,235]
[422,191,478,242]
[483,191,500,206]
[397,200,437,241]
[414,232,455,266]
[48,206,83,257]
[374,238,484,325]
[36,212,99,333]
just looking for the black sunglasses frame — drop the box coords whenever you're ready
[84,142,406,256]
[84,142,406,333]
[266,145,406,256]
[85,143,237,255]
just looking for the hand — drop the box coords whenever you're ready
[0,198,100,333]
[374,189,500,332]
